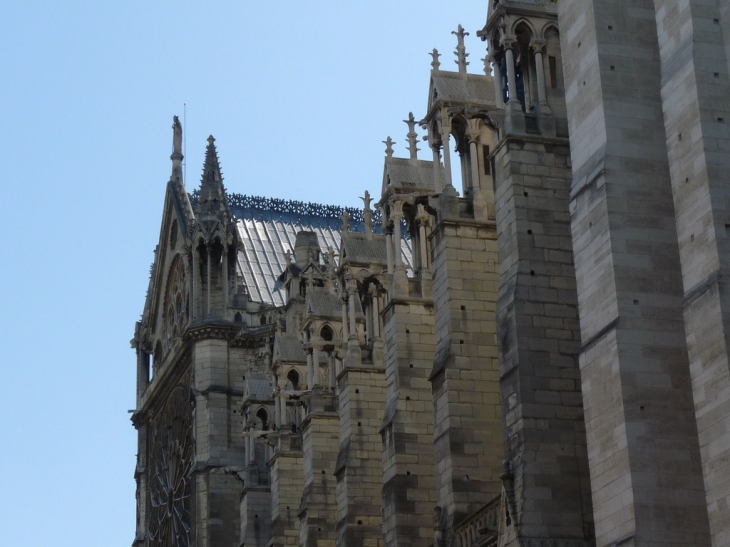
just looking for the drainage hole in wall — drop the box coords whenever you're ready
[530,270,535,276]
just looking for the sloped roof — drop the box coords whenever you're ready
[275,335,307,362]
[308,288,342,318]
[244,376,273,400]
[228,194,413,306]
[384,157,436,193]
[341,232,388,265]
[431,71,495,105]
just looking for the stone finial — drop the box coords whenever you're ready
[430,48,441,71]
[416,203,431,227]
[285,249,292,263]
[481,55,491,76]
[361,190,373,236]
[403,112,420,160]
[171,115,184,180]
[452,24,470,74]
[341,210,350,233]
[383,136,395,158]
[326,247,336,278]
[172,116,183,156]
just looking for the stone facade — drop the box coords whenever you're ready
[132,3,730,547]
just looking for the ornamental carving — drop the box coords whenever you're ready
[148,381,195,546]
[164,257,189,347]
[190,191,382,224]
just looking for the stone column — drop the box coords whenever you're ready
[311,339,321,387]
[531,40,547,105]
[327,353,335,391]
[279,392,287,429]
[369,284,380,340]
[221,243,229,316]
[385,223,394,273]
[438,111,454,190]
[467,119,491,220]
[347,280,358,341]
[392,204,403,270]
[345,278,362,366]
[192,247,200,320]
[247,427,255,464]
[306,347,314,389]
[431,140,442,192]
[416,207,429,273]
[275,389,282,428]
[341,293,349,341]
[206,243,212,317]
[489,54,504,108]
[501,36,517,105]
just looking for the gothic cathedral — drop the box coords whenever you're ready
[131,2,730,546]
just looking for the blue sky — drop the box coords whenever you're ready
[0,2,487,544]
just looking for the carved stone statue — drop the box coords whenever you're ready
[172,115,183,154]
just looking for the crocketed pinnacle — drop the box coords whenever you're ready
[197,135,230,221]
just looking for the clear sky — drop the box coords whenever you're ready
[0,2,487,545]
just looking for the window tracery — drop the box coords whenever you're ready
[165,258,189,345]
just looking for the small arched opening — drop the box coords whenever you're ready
[286,369,300,391]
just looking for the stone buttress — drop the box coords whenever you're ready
[653,2,730,544]
[480,3,595,545]
[421,37,506,543]
[377,139,439,547]
[335,210,389,547]
[559,0,712,545]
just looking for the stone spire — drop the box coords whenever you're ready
[430,48,441,71]
[197,135,230,221]
[361,190,373,237]
[383,136,395,158]
[403,112,420,160]
[452,24,469,74]
[171,115,184,182]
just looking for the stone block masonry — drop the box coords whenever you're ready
[560,0,712,544]
[493,134,594,544]
[381,299,438,547]
[654,1,730,544]
[429,219,504,537]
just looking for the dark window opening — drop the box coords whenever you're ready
[549,56,557,89]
